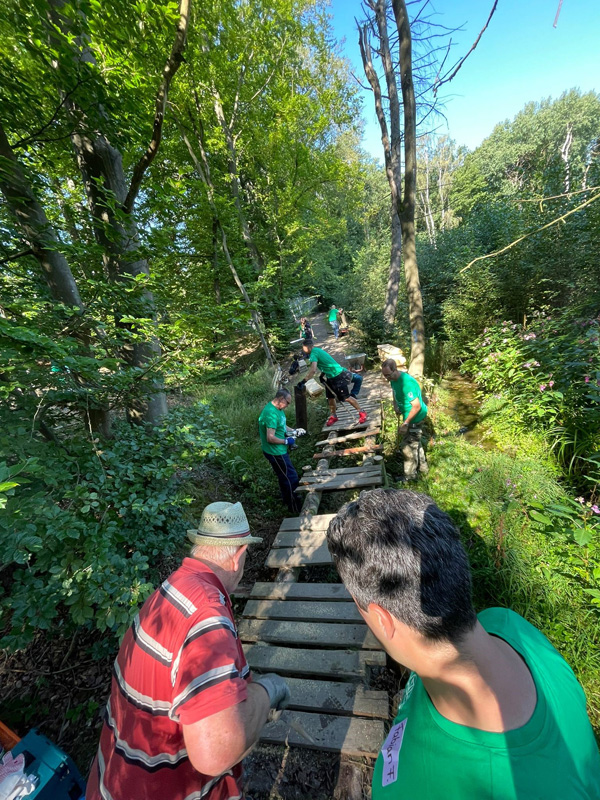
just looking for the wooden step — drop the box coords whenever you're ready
[296,475,383,492]
[315,429,381,446]
[261,710,384,757]
[265,543,332,567]
[301,465,382,477]
[249,582,351,601]
[243,644,385,680]
[238,618,380,649]
[285,677,388,719]
[242,599,362,623]
[321,420,377,433]
[273,529,326,548]
[313,444,383,458]
[279,514,336,531]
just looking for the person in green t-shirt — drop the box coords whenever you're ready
[328,305,341,339]
[381,358,428,480]
[258,389,302,513]
[326,489,600,800]
[302,339,367,428]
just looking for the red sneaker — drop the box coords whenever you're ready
[358,411,368,424]
[326,415,339,427]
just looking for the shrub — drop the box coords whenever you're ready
[463,307,600,484]
[0,404,228,649]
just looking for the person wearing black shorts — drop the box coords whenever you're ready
[302,339,367,427]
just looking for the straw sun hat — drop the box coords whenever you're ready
[187,502,263,547]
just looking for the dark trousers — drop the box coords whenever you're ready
[401,424,428,479]
[264,452,302,513]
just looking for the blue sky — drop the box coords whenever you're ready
[327,0,600,158]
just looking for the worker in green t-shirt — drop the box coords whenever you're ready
[302,339,367,428]
[328,305,341,339]
[326,489,600,800]
[258,388,303,513]
[381,358,428,480]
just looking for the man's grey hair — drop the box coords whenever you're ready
[191,544,241,563]
[381,358,397,371]
[326,489,477,643]
[274,388,291,401]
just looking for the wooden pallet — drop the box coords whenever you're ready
[265,543,332,567]
[278,514,336,531]
[238,618,380,649]
[315,429,381,446]
[243,599,362,623]
[249,582,351,601]
[243,643,385,680]
[262,710,384,757]
[313,444,383,459]
[296,474,383,492]
[246,372,389,761]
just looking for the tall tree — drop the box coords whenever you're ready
[359,0,426,375]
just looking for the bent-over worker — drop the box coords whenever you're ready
[258,388,303,513]
[86,501,290,800]
[302,339,367,428]
[381,358,428,480]
[327,489,600,799]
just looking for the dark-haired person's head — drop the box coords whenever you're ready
[326,489,476,667]
[273,388,292,409]
[301,339,314,355]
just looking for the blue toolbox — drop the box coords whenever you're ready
[9,729,85,799]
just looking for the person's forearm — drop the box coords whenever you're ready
[402,401,421,427]
[234,683,272,764]
[267,434,287,445]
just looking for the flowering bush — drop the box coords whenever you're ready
[464,307,600,481]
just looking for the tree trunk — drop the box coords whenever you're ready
[0,122,112,435]
[393,0,426,377]
[211,90,264,273]
[174,114,276,368]
[0,123,83,310]
[69,129,168,425]
[384,209,402,325]
[47,0,190,426]
[358,14,401,324]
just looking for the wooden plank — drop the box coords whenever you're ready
[299,472,380,485]
[313,445,383,459]
[296,475,383,492]
[266,543,332,567]
[242,644,385,680]
[279,514,336,531]
[321,420,376,433]
[238,619,381,649]
[315,429,381,446]
[249,582,351,601]
[301,465,382,477]
[285,677,389,719]
[273,529,325,548]
[242,599,362,623]
[261,710,384,757]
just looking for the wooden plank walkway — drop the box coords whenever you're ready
[247,345,389,758]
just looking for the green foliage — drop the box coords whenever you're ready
[405,401,600,730]
[463,307,600,483]
[0,403,228,649]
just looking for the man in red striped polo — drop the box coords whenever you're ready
[86,501,290,800]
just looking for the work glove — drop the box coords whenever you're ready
[286,436,296,447]
[293,428,306,437]
[296,379,307,391]
[254,673,291,722]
